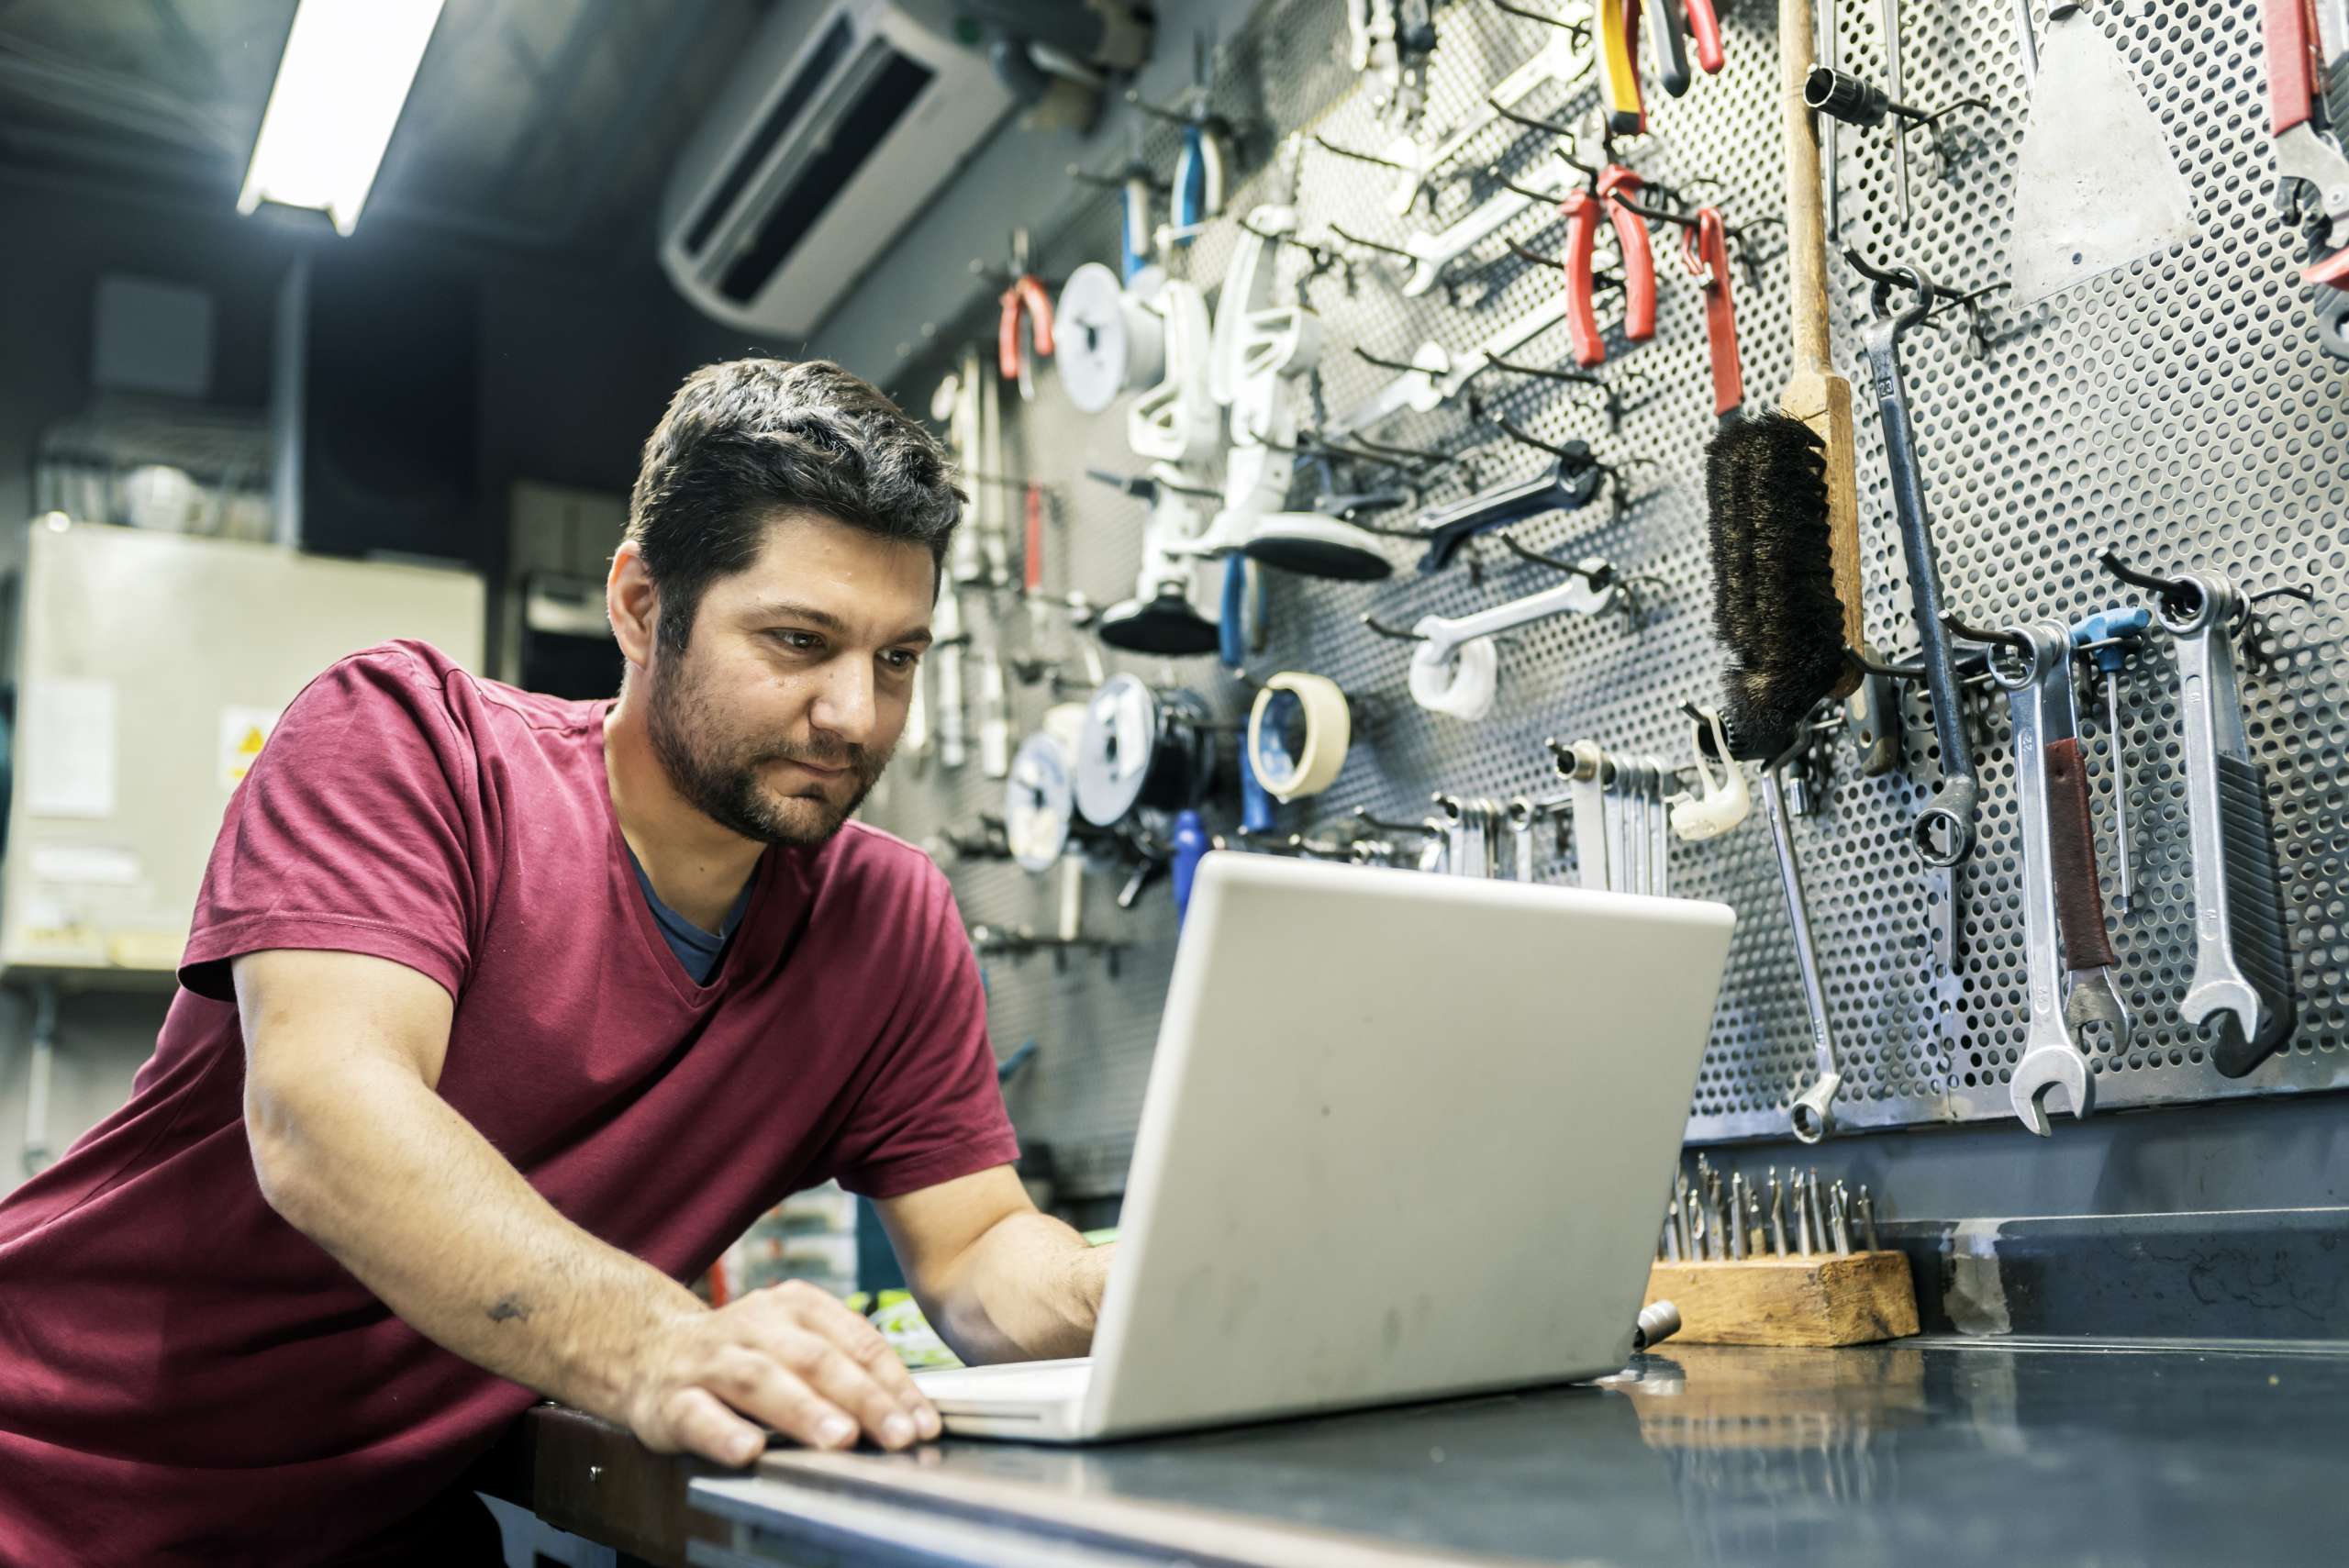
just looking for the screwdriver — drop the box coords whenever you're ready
[2069,608,2152,916]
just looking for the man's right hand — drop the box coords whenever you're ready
[624,1280,943,1464]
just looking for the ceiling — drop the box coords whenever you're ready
[0,0,763,261]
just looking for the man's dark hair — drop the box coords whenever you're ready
[626,358,963,653]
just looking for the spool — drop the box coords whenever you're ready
[1074,675,1218,826]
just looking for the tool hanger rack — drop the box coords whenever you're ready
[867,0,2349,1191]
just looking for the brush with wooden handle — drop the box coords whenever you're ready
[1704,0,1865,760]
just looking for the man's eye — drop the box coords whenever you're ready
[881,650,921,673]
[774,630,823,652]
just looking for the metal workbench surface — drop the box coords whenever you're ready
[686,1340,2349,1567]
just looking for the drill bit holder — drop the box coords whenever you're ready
[1644,1163,1917,1346]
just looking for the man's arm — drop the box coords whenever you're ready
[235,947,940,1463]
[874,1166,1114,1363]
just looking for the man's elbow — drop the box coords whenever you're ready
[243,1074,329,1234]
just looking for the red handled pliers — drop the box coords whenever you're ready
[1561,162,1658,368]
[1680,206,1742,417]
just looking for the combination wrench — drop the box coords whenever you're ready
[1977,618,2125,1135]
[2147,567,2300,1076]
[1760,744,1842,1143]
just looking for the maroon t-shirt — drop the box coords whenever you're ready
[0,640,1017,1566]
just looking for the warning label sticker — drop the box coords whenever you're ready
[219,706,280,790]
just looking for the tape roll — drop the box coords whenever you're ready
[1247,673,1352,801]
[1408,636,1498,721]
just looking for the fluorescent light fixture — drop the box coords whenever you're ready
[238,0,446,236]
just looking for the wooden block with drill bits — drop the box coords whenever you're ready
[1643,1158,1918,1347]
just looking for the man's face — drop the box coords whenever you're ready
[644,511,935,849]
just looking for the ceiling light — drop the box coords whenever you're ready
[237,0,446,236]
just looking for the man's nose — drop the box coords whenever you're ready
[808,656,877,743]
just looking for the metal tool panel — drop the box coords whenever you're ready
[862,0,2349,1188]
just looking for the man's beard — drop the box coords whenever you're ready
[644,646,889,849]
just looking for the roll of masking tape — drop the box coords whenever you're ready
[1408,635,1497,721]
[1247,673,1352,801]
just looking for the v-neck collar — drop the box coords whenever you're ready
[596,700,775,1007]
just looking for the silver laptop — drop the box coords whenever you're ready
[913,851,1735,1442]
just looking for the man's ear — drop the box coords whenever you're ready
[607,540,660,673]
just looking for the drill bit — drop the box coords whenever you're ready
[1768,1168,1787,1256]
[1859,1184,1880,1252]
[1831,1180,1852,1254]
[1747,1185,1765,1259]
[1730,1173,1750,1260]
[1807,1168,1827,1257]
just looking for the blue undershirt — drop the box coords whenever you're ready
[627,847,754,984]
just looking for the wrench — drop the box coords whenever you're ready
[1761,753,1842,1143]
[2158,570,2300,1076]
[1401,169,1573,295]
[1982,619,2100,1135]
[1555,740,1612,891]
[1644,754,1673,895]
[1855,260,1979,866]
[1381,30,1587,215]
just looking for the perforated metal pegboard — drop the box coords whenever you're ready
[862,0,2349,1192]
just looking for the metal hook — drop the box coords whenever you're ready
[1482,410,1594,464]
[1482,355,1626,429]
[1499,533,1612,585]
[1485,162,1565,205]
[1940,612,2030,659]
[1353,343,1431,373]
[1485,0,1590,38]
[1329,222,1414,260]
[2098,546,2201,621]
[1608,189,1698,232]
[1238,218,1337,272]
[1489,100,1580,140]
[1309,133,1412,172]
[1361,613,1425,642]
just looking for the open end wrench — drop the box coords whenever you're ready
[1984,620,2098,1135]
[2159,570,2300,1076]
[1762,754,1842,1142]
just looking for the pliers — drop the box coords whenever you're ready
[1681,206,1742,417]
[996,230,1055,400]
[1561,161,1657,368]
[1597,0,1726,136]
[2263,0,2349,354]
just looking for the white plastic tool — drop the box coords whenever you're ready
[1668,706,1753,840]
[1400,560,1619,721]
[1101,278,1223,655]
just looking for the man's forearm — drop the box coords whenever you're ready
[923,1211,1114,1364]
[249,1055,698,1420]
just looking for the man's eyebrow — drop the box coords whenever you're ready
[750,600,932,647]
[748,599,849,632]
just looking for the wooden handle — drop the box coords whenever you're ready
[1779,0,1862,690]
[1782,0,1831,378]
[2045,738,2119,971]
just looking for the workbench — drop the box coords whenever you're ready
[478,1339,2349,1566]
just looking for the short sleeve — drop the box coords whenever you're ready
[821,873,1019,1200]
[177,650,482,1003]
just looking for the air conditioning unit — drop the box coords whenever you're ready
[660,0,1015,338]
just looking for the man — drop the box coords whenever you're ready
[0,359,1112,1565]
